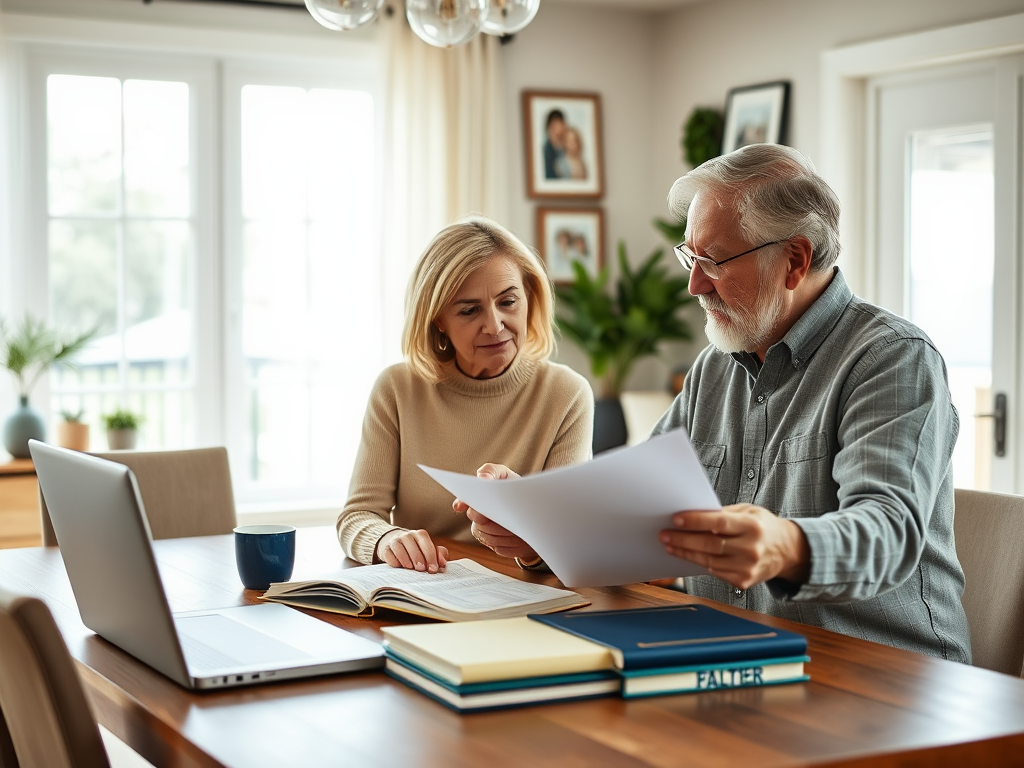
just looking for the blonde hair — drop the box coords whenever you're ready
[402,216,555,381]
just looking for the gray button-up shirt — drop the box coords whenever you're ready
[653,269,971,663]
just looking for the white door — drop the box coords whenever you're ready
[872,58,1021,492]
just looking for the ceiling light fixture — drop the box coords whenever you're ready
[304,0,541,47]
[304,0,387,31]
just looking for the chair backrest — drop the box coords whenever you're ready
[0,586,110,768]
[954,488,1024,677]
[40,447,237,547]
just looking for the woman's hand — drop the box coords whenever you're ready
[453,464,539,562]
[375,529,448,573]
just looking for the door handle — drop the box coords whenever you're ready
[975,392,1007,457]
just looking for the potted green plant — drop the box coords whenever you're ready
[102,408,143,451]
[57,408,90,452]
[680,106,724,168]
[555,242,694,453]
[1,315,95,458]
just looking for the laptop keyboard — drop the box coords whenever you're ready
[175,613,314,670]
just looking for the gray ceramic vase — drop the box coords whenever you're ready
[3,396,46,459]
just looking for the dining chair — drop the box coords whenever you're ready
[953,488,1024,677]
[40,447,237,546]
[0,585,122,767]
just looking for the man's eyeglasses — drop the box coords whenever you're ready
[673,240,786,280]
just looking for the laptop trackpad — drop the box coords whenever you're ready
[176,612,315,670]
[175,603,382,675]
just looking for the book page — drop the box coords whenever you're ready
[332,560,576,612]
[419,429,720,587]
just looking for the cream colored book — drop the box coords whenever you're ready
[261,559,589,622]
[381,616,615,685]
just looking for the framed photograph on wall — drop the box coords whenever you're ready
[721,81,790,154]
[536,207,604,284]
[523,90,604,199]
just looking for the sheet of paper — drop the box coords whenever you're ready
[419,428,721,587]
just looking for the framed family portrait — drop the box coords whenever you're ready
[536,207,604,284]
[721,81,790,154]
[523,90,604,199]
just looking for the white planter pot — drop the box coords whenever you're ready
[106,428,137,450]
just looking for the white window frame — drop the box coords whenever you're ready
[820,13,1024,493]
[5,12,383,518]
[221,57,383,507]
[21,45,222,448]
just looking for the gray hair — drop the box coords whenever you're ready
[667,143,841,272]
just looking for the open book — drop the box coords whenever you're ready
[261,559,589,622]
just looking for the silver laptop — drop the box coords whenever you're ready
[29,440,384,690]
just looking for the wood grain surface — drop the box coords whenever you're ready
[1,527,1023,768]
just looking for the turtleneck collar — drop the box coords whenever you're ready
[438,352,539,397]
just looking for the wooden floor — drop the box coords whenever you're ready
[0,465,44,549]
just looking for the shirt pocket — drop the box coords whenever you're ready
[692,440,726,490]
[772,431,834,518]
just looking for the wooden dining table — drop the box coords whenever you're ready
[1,526,1023,768]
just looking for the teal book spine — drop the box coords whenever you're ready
[384,653,621,712]
[384,651,619,694]
[530,604,808,670]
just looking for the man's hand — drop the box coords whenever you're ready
[659,504,810,590]
[453,464,539,562]
[375,529,448,573]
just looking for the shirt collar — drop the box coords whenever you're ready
[730,266,852,374]
[778,266,851,368]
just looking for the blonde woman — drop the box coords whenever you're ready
[338,217,594,573]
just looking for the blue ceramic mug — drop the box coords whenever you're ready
[233,524,296,590]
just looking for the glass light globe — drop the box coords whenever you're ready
[481,0,540,36]
[305,0,385,32]
[406,0,486,48]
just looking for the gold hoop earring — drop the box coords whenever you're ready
[438,333,449,352]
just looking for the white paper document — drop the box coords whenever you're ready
[419,429,721,588]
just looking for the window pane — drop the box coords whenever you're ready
[307,88,374,221]
[124,79,190,216]
[46,70,195,454]
[49,219,118,335]
[251,374,309,486]
[238,84,377,489]
[124,221,192,385]
[241,85,307,220]
[243,220,308,349]
[908,128,993,489]
[47,75,121,215]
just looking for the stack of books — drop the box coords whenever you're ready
[381,603,809,712]
[533,604,809,699]
[381,617,621,712]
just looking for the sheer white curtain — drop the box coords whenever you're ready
[0,10,10,319]
[379,9,509,357]
[0,9,13,419]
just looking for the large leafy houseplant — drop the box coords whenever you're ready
[555,243,694,399]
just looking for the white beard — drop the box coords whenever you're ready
[701,284,786,354]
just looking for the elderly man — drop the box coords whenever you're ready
[655,143,970,662]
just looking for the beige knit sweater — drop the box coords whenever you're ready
[337,354,594,564]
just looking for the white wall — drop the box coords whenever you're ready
[505,0,1024,392]
[502,2,696,392]
[650,0,1024,265]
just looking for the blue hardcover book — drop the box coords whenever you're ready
[385,652,621,712]
[530,604,808,670]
